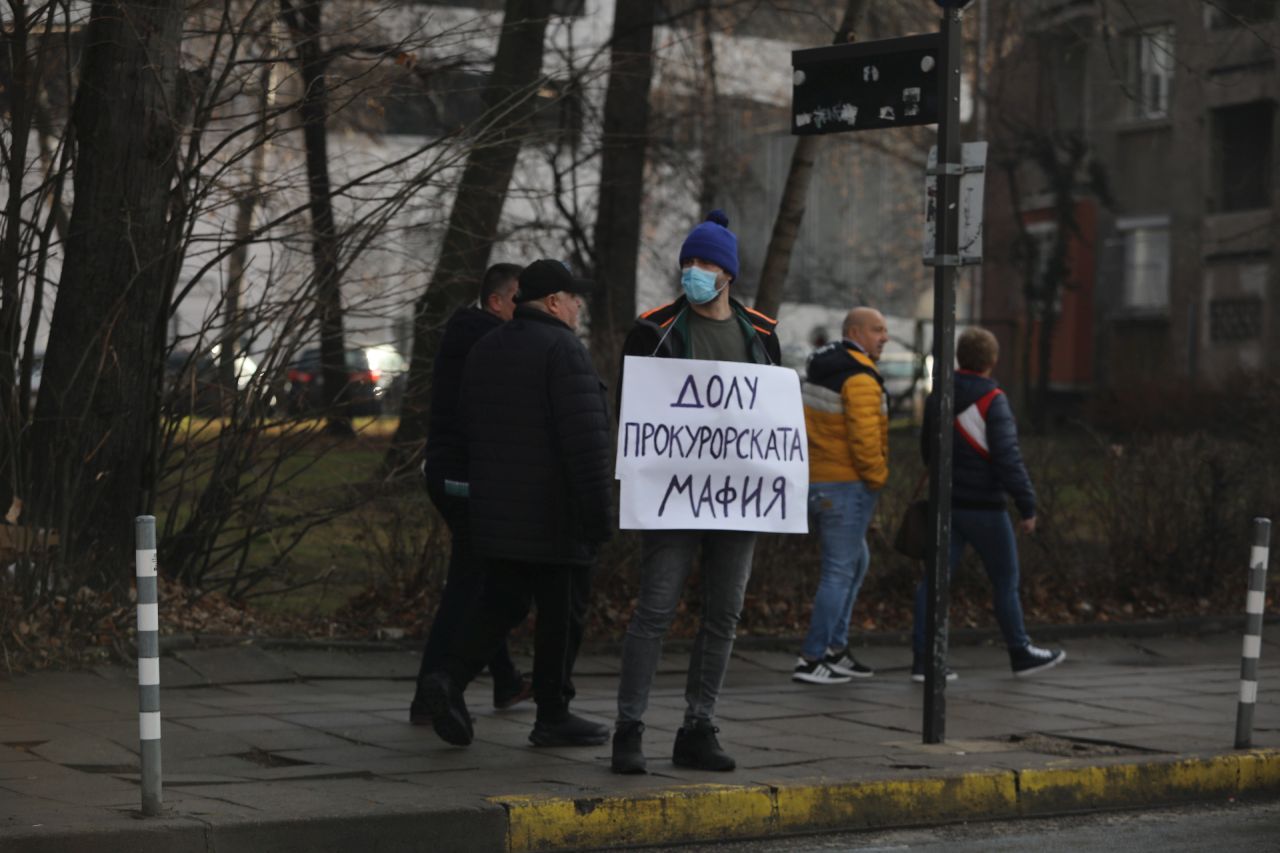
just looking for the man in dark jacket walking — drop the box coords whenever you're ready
[911,327,1065,681]
[419,259,614,748]
[410,263,529,724]
[611,210,782,775]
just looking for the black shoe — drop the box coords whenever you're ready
[611,721,647,774]
[672,719,735,771]
[910,655,958,683]
[824,647,874,678]
[420,671,473,746]
[529,712,610,747]
[1010,644,1066,677]
[493,676,533,710]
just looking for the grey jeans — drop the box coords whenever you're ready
[616,529,756,726]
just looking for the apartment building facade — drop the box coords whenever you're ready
[981,0,1279,398]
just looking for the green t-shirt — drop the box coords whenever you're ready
[686,310,750,363]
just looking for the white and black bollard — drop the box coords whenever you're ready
[1235,517,1271,750]
[135,515,162,815]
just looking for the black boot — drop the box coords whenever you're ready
[672,719,735,771]
[419,671,473,746]
[611,721,647,775]
[528,712,610,747]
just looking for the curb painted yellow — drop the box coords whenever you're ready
[775,771,1018,831]
[1237,749,1280,790]
[1018,754,1241,813]
[499,784,775,852]
[492,750,1280,852]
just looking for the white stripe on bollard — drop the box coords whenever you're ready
[139,711,162,741]
[135,548,157,578]
[138,658,160,686]
[1243,635,1262,658]
[1247,590,1266,614]
[1251,546,1268,569]
[136,603,159,632]
[1240,680,1258,704]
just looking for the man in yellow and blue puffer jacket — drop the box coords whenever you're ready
[792,307,890,685]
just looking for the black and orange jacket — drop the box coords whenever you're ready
[617,295,781,407]
[802,341,889,489]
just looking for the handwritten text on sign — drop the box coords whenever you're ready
[615,356,809,533]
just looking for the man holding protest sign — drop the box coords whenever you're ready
[419,259,614,749]
[611,210,785,775]
[792,308,890,686]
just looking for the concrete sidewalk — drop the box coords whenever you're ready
[1,630,1278,852]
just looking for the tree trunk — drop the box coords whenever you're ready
[283,0,353,437]
[219,61,274,405]
[753,0,870,319]
[28,0,184,577]
[587,0,657,370]
[389,0,553,471]
[0,6,36,513]
[696,0,719,215]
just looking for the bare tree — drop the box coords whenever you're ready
[28,0,186,574]
[390,0,555,470]
[753,0,870,319]
[587,0,657,367]
[281,0,355,437]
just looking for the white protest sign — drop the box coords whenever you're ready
[615,355,809,533]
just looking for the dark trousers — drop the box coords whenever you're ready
[444,558,590,719]
[416,488,520,695]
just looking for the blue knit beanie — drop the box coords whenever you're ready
[679,209,739,281]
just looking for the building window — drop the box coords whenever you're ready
[1117,216,1170,310]
[1211,101,1275,213]
[1125,25,1174,120]
[1210,297,1265,342]
[1205,0,1277,29]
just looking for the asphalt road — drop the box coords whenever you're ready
[659,798,1280,852]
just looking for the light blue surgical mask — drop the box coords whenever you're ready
[680,266,723,305]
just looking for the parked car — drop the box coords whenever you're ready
[165,347,273,416]
[878,351,931,421]
[284,345,408,417]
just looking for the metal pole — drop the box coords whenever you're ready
[135,515,162,815]
[923,7,964,745]
[1235,518,1271,749]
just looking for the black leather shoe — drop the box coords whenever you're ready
[672,719,735,771]
[528,712,610,747]
[420,671,473,746]
[611,721,647,774]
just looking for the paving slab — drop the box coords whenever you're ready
[2,629,1280,852]
[171,647,297,684]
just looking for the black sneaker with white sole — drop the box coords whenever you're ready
[824,647,874,678]
[792,657,853,685]
[1010,644,1066,677]
[910,655,958,683]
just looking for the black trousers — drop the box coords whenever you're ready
[445,558,590,718]
[416,487,520,693]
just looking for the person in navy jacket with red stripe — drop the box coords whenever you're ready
[911,327,1065,680]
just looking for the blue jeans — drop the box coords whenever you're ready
[912,508,1031,655]
[802,481,878,661]
[616,530,756,726]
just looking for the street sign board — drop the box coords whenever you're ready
[923,141,988,265]
[791,33,942,135]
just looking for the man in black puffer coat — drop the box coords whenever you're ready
[410,263,529,725]
[419,259,614,749]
